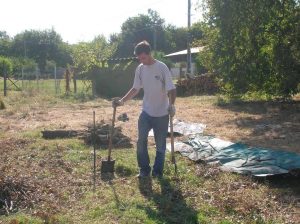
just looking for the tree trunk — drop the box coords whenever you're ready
[73,72,77,93]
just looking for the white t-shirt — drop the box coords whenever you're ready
[132,60,176,117]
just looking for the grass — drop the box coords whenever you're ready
[0,133,298,223]
[0,90,299,223]
[0,78,92,99]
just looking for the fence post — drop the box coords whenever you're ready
[73,72,77,93]
[21,66,24,89]
[36,66,39,90]
[54,64,57,94]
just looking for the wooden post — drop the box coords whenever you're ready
[36,66,39,90]
[54,64,57,94]
[92,79,96,97]
[65,68,70,93]
[21,66,24,90]
[73,72,77,93]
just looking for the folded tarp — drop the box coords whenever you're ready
[149,119,206,137]
[167,135,300,177]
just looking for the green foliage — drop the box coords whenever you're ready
[153,51,173,68]
[0,9,207,79]
[92,60,139,97]
[0,31,12,56]
[10,29,71,73]
[45,60,56,72]
[71,35,116,76]
[3,215,43,224]
[164,25,188,52]
[113,9,166,57]
[0,55,13,77]
[112,9,203,57]
[164,22,205,54]
[10,57,37,74]
[201,0,300,98]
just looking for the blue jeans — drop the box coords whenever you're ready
[137,111,169,176]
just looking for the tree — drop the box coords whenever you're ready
[0,56,13,77]
[200,0,300,98]
[10,57,37,75]
[71,35,116,76]
[164,26,188,52]
[113,10,207,57]
[0,31,12,56]
[113,9,166,57]
[10,29,71,73]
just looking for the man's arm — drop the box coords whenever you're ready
[168,88,176,105]
[121,88,140,103]
[168,88,176,117]
[113,88,140,107]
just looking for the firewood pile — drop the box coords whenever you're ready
[82,120,132,148]
[41,121,132,148]
[176,74,219,96]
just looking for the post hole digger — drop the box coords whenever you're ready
[92,99,123,188]
[101,103,117,173]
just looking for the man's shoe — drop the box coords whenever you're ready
[137,172,150,179]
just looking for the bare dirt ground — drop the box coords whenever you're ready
[1,96,299,153]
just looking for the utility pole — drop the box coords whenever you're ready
[187,0,192,77]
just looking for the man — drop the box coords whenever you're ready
[113,41,176,178]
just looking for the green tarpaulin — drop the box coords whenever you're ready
[168,135,300,177]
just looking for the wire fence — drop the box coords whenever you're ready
[0,66,92,96]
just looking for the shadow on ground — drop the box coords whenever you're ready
[138,177,199,224]
[217,100,300,115]
[218,100,300,152]
[260,173,300,196]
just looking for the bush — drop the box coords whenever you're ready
[153,51,173,69]
[10,57,37,78]
[201,0,300,98]
[91,60,139,97]
[0,56,13,77]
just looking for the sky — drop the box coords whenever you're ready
[0,0,202,44]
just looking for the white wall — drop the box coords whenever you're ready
[170,63,197,78]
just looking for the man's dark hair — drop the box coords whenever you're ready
[134,41,151,56]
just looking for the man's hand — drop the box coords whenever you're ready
[168,104,176,117]
[112,97,124,108]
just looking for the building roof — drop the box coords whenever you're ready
[165,46,205,57]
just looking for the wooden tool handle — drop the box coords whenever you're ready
[93,111,96,192]
[170,115,175,163]
[108,106,117,161]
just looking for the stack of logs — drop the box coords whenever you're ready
[82,120,132,148]
[41,121,132,149]
[176,73,219,96]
